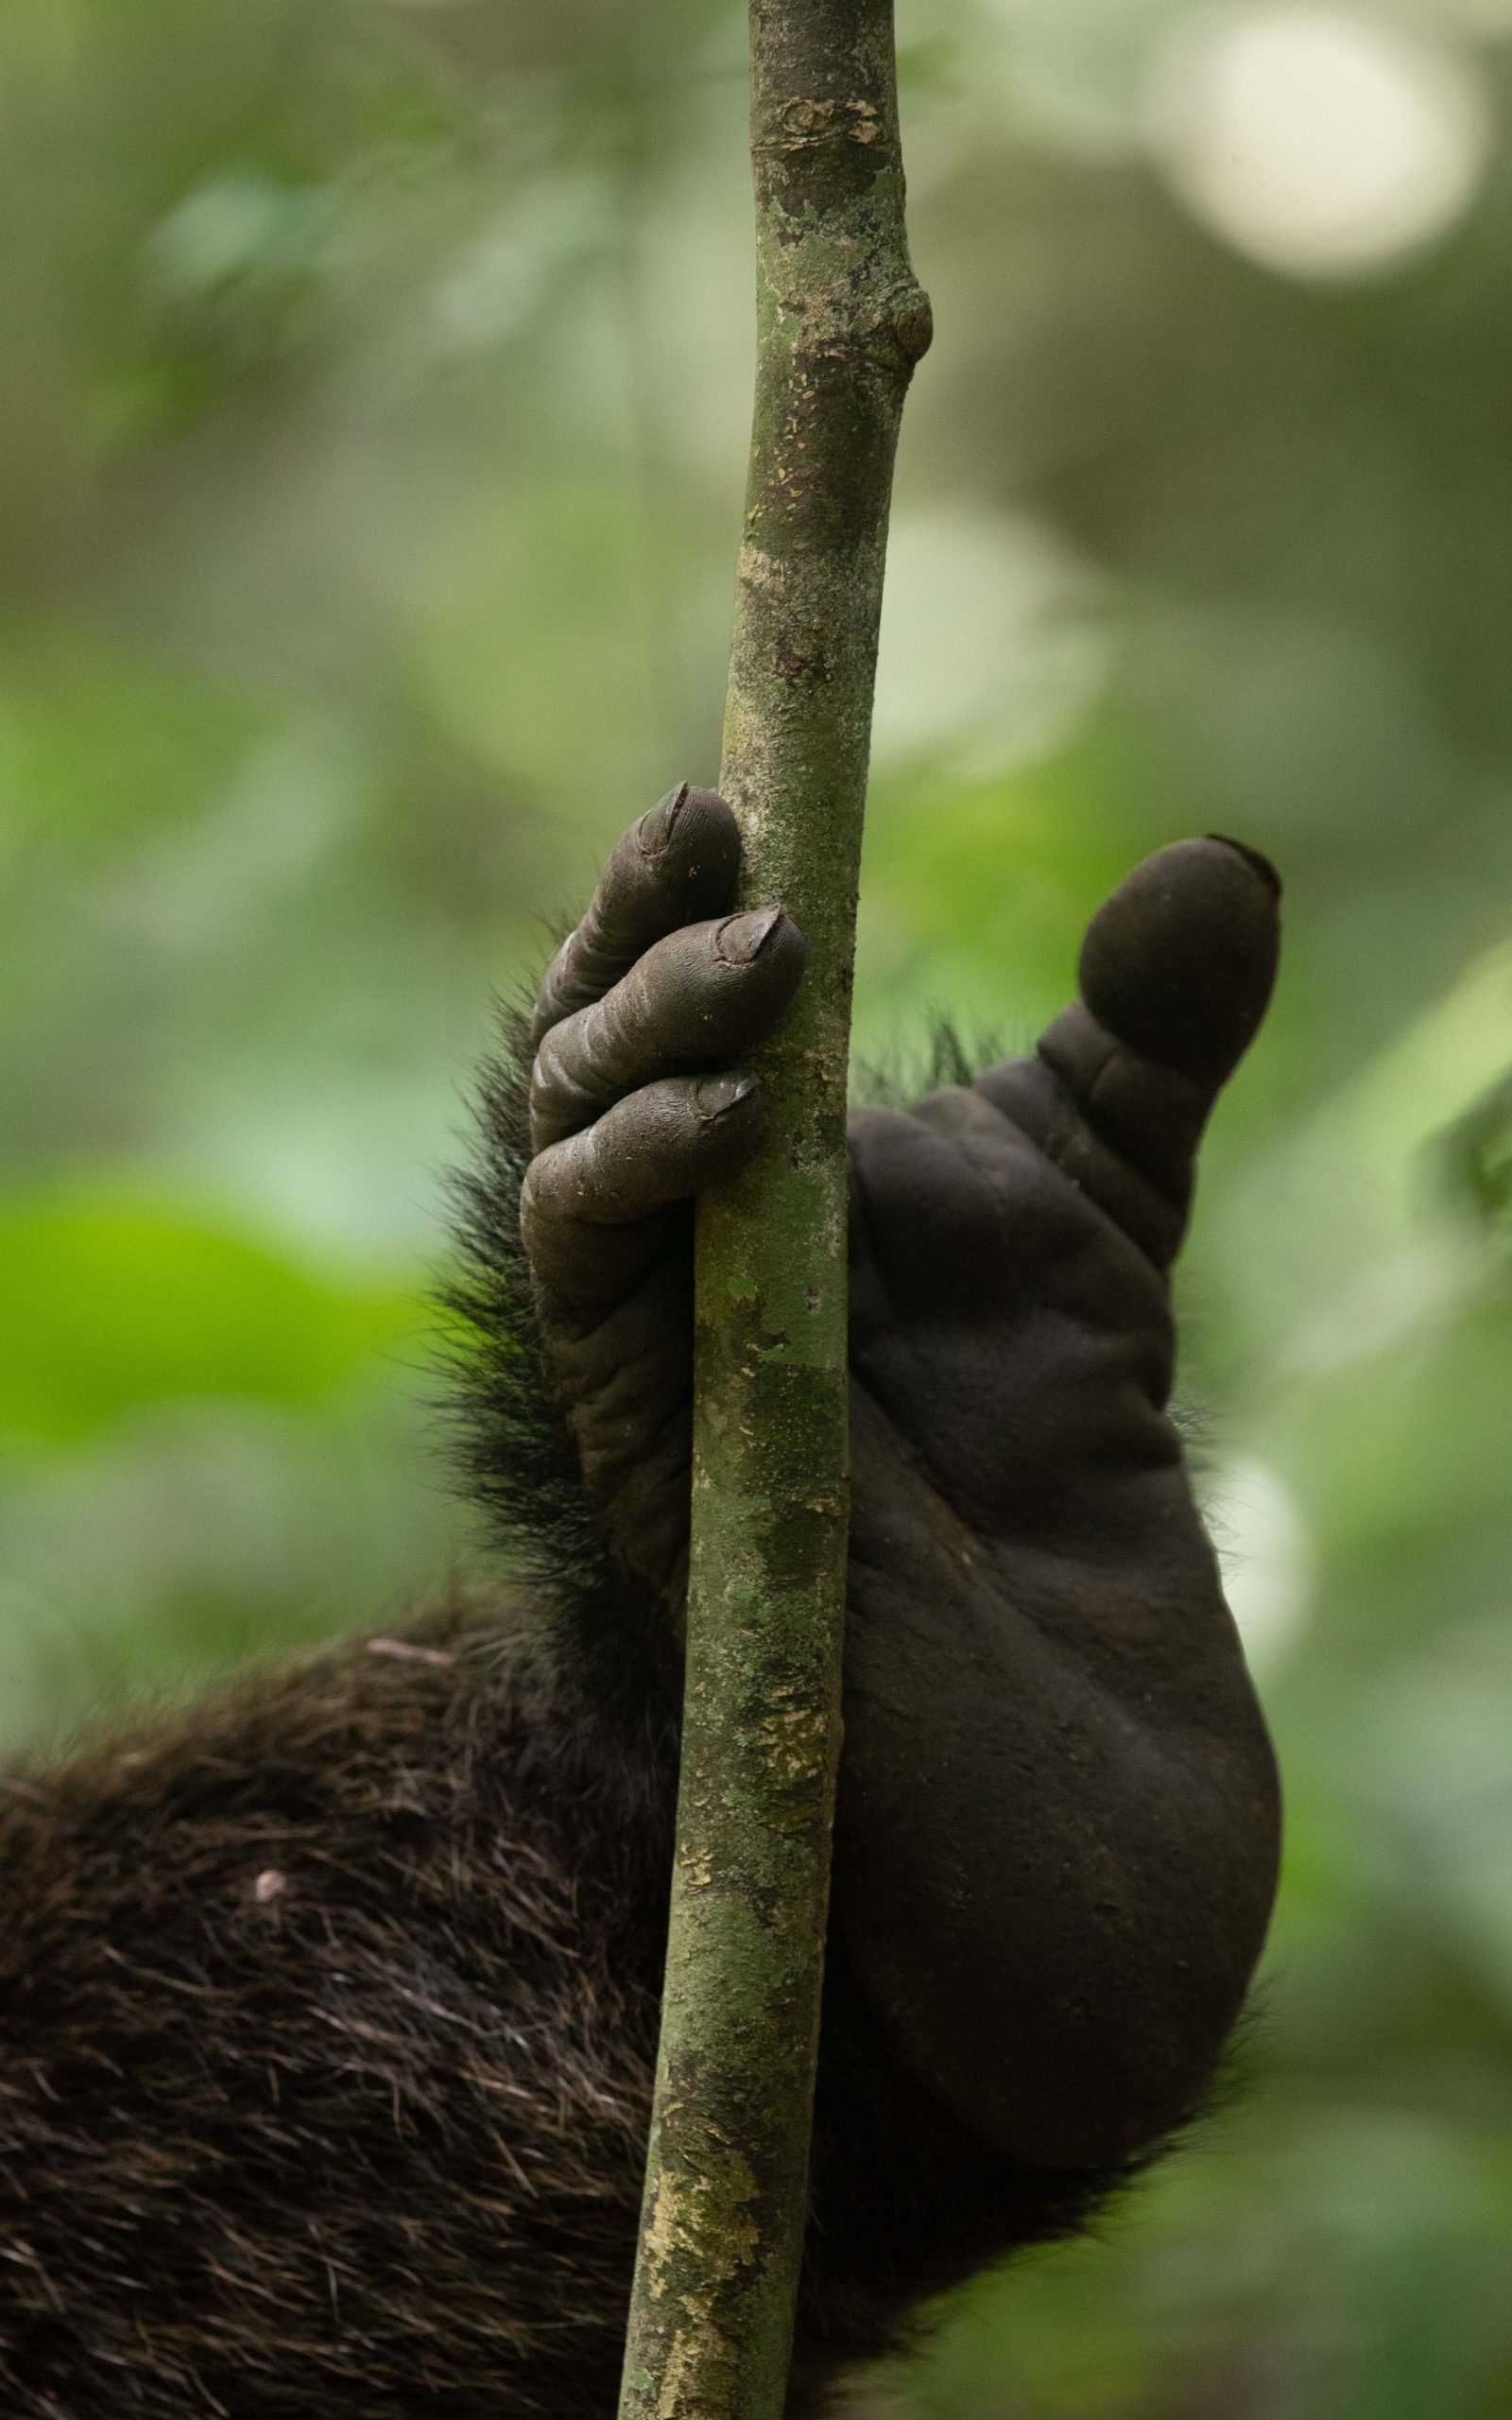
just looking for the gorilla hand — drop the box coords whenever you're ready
[839,838,1281,2170]
[523,785,1282,2175]
[520,783,805,1637]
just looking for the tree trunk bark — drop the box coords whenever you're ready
[616,8,929,2417]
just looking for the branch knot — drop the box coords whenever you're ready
[757,95,884,153]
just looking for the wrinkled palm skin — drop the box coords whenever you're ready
[523,786,1283,2170]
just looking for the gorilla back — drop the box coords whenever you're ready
[0,793,1283,2417]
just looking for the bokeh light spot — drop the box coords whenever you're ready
[1144,5,1491,278]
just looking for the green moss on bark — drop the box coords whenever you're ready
[616,6,929,2416]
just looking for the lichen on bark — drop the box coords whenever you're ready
[615,6,929,2418]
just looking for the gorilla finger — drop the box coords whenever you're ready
[529,907,805,1150]
[1031,837,1280,1219]
[522,1073,762,1310]
[530,785,741,1047]
[1077,836,1280,1086]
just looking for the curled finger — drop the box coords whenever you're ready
[522,1074,762,1312]
[529,906,804,1150]
[530,785,741,1047]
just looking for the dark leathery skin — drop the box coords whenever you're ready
[522,792,1284,2171]
[528,908,805,1152]
[524,818,804,1627]
[529,783,742,1048]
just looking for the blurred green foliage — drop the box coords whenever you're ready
[0,0,1510,2411]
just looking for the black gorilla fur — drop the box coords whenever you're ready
[0,790,1282,2416]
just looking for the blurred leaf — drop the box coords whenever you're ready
[1438,1063,1512,1245]
[0,627,268,854]
[0,1190,421,1443]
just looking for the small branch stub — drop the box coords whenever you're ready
[616,6,929,2419]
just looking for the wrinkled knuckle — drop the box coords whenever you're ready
[518,1161,552,1251]
[528,1028,600,1146]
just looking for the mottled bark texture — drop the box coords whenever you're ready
[617,7,930,2417]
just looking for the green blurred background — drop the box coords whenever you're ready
[2,0,1510,2411]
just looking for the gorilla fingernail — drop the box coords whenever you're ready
[716,903,783,964]
[695,1073,758,1118]
[638,781,691,854]
[1205,833,1282,898]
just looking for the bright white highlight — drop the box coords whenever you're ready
[1207,1455,1314,1681]
[1145,6,1490,278]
